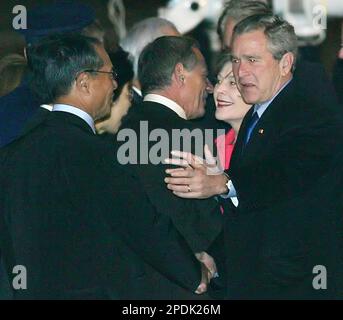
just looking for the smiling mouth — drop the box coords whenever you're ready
[217,100,233,108]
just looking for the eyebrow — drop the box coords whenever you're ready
[242,55,261,60]
[231,55,261,60]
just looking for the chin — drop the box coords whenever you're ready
[242,96,257,105]
[216,109,231,119]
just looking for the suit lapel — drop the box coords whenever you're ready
[230,79,296,171]
[229,107,254,170]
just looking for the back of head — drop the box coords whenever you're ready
[138,36,198,96]
[81,19,105,43]
[217,0,272,42]
[26,33,103,104]
[0,54,27,97]
[120,17,179,78]
[233,14,298,67]
[108,47,134,101]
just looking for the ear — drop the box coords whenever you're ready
[173,62,186,86]
[75,72,91,95]
[279,52,294,76]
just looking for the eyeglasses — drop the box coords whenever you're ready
[82,69,118,80]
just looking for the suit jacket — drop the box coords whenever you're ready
[0,111,203,299]
[131,88,143,106]
[21,106,51,136]
[0,78,40,148]
[117,101,224,298]
[223,71,343,299]
[333,58,343,105]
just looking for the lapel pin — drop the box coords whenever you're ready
[258,129,264,134]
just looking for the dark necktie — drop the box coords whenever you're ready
[244,111,259,146]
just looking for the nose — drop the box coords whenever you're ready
[215,80,227,95]
[236,61,249,78]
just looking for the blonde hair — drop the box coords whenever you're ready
[0,54,27,97]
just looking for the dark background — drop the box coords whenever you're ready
[0,0,341,75]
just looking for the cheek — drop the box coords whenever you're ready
[232,89,242,103]
[213,91,218,104]
[232,65,239,77]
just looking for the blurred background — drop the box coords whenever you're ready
[0,0,342,75]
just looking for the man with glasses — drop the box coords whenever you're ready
[0,33,207,299]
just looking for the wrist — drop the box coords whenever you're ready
[217,173,229,195]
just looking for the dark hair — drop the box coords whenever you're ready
[217,0,272,42]
[138,36,199,96]
[120,17,178,78]
[26,33,103,103]
[108,47,134,101]
[215,52,233,76]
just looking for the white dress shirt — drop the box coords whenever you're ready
[144,94,187,120]
[40,104,53,111]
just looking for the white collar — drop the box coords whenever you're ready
[254,78,292,118]
[40,104,53,111]
[143,94,187,120]
[52,104,96,134]
[132,86,142,97]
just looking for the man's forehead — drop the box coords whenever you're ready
[232,30,267,52]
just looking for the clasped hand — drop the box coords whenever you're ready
[164,144,228,199]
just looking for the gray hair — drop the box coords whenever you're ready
[217,0,272,42]
[233,14,298,71]
[120,17,178,78]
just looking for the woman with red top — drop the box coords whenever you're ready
[213,53,252,170]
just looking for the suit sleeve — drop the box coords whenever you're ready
[102,161,202,292]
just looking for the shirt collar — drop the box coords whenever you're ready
[132,86,142,97]
[40,104,53,111]
[52,104,96,134]
[144,94,187,120]
[254,78,292,118]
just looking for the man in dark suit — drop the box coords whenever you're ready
[222,14,343,299]
[0,1,102,148]
[0,33,208,299]
[165,14,343,299]
[116,36,224,299]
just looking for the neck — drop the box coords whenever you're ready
[132,79,141,90]
[228,120,242,138]
[151,89,180,106]
[55,98,94,119]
